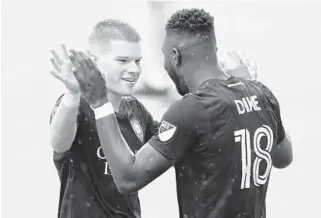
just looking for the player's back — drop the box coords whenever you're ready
[176,77,280,218]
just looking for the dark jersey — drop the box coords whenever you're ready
[50,96,159,218]
[149,77,285,218]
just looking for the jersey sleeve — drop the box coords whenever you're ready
[49,94,64,124]
[261,84,286,144]
[49,94,83,126]
[50,94,84,158]
[136,100,160,142]
[148,96,204,161]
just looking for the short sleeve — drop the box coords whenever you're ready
[148,97,204,161]
[261,84,285,144]
[49,94,64,124]
[136,100,160,142]
[49,94,83,125]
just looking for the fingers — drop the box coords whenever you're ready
[50,70,64,81]
[246,60,258,80]
[72,67,94,97]
[78,51,105,81]
[50,49,63,65]
[78,51,97,72]
[50,58,61,72]
[227,51,244,65]
[72,67,88,90]
[61,44,69,60]
[78,51,90,62]
[72,67,83,82]
[84,49,91,56]
[69,49,90,74]
[69,49,105,85]
[69,51,83,72]
[220,60,227,71]
[247,60,258,71]
[70,56,84,79]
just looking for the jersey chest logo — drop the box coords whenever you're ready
[158,121,177,142]
[130,119,144,142]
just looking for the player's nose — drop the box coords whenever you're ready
[126,61,140,74]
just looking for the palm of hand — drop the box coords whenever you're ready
[50,44,80,93]
[61,60,79,92]
[221,51,258,80]
[69,50,108,108]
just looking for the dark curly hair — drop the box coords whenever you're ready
[165,8,215,39]
[89,19,140,44]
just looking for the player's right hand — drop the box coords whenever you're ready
[69,49,109,109]
[50,44,80,94]
[220,51,258,81]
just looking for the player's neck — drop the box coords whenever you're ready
[107,92,122,113]
[185,64,230,93]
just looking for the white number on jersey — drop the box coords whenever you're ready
[234,125,273,189]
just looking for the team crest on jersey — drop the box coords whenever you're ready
[158,121,177,142]
[130,119,144,142]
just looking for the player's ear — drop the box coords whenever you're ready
[172,47,181,66]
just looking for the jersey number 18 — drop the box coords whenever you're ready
[234,125,273,189]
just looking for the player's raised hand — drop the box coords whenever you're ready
[220,51,258,81]
[69,49,108,108]
[50,44,80,93]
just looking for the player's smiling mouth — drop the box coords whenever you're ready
[121,77,136,83]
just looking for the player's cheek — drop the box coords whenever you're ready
[136,67,142,80]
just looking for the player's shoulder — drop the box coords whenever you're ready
[249,80,278,102]
[165,93,206,120]
[196,79,233,109]
[122,95,146,113]
[244,79,272,94]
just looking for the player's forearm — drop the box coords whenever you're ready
[49,92,80,153]
[272,133,293,168]
[96,115,138,191]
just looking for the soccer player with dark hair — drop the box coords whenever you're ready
[49,19,159,218]
[70,8,293,218]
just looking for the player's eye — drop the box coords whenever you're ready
[135,59,141,65]
[117,59,127,64]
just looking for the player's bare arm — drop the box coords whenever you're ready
[49,44,80,153]
[70,50,175,194]
[272,132,293,168]
[260,84,293,169]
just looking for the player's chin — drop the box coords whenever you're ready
[118,84,136,96]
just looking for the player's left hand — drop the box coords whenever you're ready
[69,49,109,108]
[220,51,258,80]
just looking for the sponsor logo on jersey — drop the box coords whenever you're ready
[158,121,177,142]
[131,119,144,142]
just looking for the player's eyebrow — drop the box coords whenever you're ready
[115,56,143,60]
